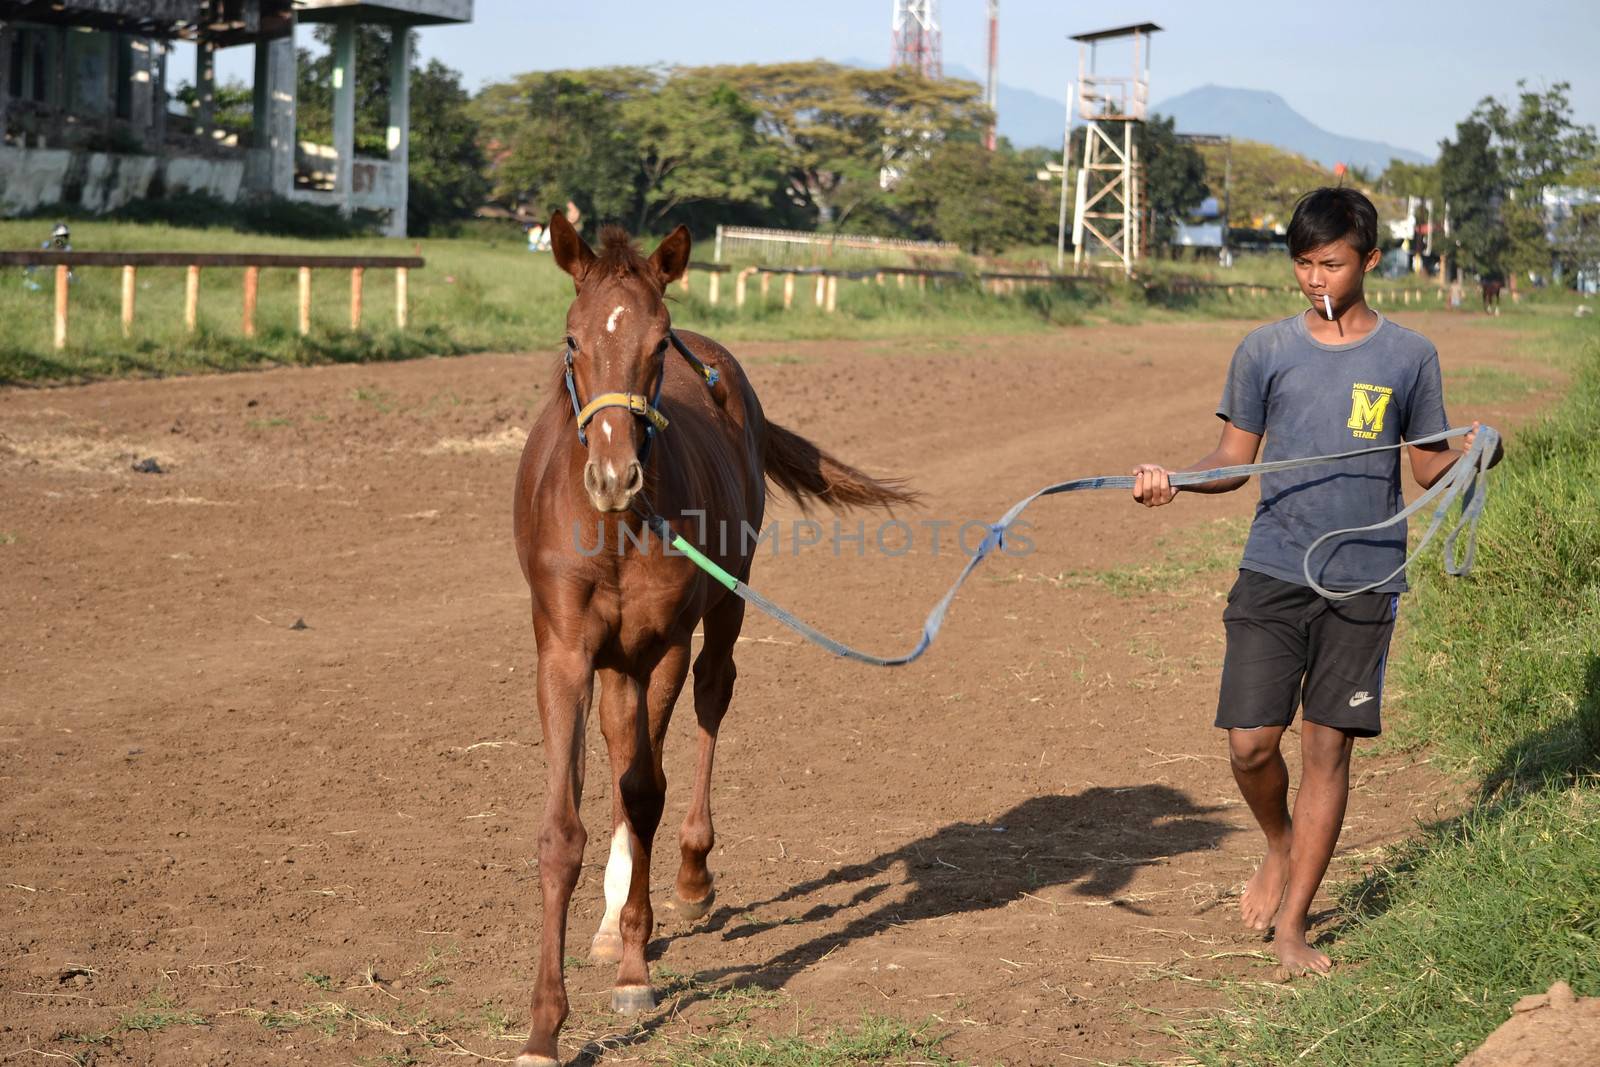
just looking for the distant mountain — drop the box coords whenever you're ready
[1151,85,1431,172]
[944,63,1070,151]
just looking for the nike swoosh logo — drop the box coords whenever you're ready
[1348,694,1375,707]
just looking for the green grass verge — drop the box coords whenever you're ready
[1187,312,1600,1065]
[652,1013,959,1066]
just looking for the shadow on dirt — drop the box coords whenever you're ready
[572,783,1232,1063]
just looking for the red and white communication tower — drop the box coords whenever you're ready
[891,0,942,79]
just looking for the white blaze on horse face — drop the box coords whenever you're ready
[602,420,613,442]
[597,823,633,940]
[606,305,627,333]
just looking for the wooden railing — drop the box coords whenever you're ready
[0,251,425,350]
[678,260,1108,313]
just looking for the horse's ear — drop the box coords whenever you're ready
[549,212,596,286]
[648,225,692,289]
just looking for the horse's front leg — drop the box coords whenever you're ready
[595,643,690,1014]
[518,647,594,1067]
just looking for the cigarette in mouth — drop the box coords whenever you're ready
[1322,294,1334,320]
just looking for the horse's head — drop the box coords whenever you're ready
[549,213,690,513]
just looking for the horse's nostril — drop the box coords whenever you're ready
[624,462,644,495]
[583,461,602,496]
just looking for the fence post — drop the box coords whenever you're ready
[678,269,691,295]
[121,265,136,338]
[185,265,201,332]
[814,274,825,308]
[298,266,312,336]
[783,273,795,310]
[54,265,69,350]
[243,266,259,338]
[825,275,838,313]
[897,273,906,289]
[395,266,409,329]
[350,265,364,329]
[760,271,771,303]
[708,269,720,306]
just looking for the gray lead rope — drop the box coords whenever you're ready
[654,425,1498,667]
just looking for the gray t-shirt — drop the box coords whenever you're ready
[1217,311,1450,593]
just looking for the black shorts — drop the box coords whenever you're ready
[1216,568,1399,737]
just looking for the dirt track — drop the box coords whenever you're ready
[0,311,1558,1065]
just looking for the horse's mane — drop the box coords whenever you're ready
[594,225,651,280]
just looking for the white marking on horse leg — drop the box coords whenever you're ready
[596,824,633,941]
[606,305,626,332]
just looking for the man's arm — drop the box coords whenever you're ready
[1133,422,1264,507]
[1407,421,1504,489]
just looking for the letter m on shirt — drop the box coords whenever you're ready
[1347,387,1392,434]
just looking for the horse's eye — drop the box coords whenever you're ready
[565,336,577,352]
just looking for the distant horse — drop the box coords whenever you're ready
[1481,274,1504,315]
[511,214,914,1064]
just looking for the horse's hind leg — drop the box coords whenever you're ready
[597,645,690,1015]
[673,595,744,920]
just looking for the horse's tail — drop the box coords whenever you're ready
[762,420,919,512]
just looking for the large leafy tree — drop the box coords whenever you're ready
[895,138,1043,252]
[1136,114,1209,252]
[473,67,649,225]
[1437,81,1596,278]
[620,71,781,231]
[690,62,989,228]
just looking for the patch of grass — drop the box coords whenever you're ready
[654,1013,959,1066]
[117,990,207,1032]
[1187,310,1600,1065]
[302,971,334,990]
[0,531,16,544]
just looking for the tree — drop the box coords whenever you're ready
[406,59,488,235]
[1136,115,1209,252]
[473,67,651,226]
[895,139,1042,253]
[1438,81,1597,279]
[620,71,780,231]
[691,62,990,228]
[1439,117,1507,277]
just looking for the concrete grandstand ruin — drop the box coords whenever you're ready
[0,1,472,235]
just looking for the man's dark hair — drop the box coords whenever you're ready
[1287,187,1379,259]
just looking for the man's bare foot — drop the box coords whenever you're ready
[1272,930,1333,980]
[1240,844,1291,930]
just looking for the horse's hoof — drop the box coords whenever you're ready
[514,1055,560,1067]
[670,887,716,921]
[589,930,623,963]
[610,984,656,1015]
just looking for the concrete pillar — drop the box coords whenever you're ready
[195,38,216,135]
[386,27,411,236]
[252,38,270,147]
[331,15,356,212]
[152,39,167,147]
[129,37,154,141]
[265,34,296,196]
[0,23,13,144]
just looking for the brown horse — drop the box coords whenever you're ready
[511,214,913,1065]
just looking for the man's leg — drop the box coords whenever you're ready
[1273,720,1355,976]
[1228,725,1292,930]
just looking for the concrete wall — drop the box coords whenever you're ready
[0,145,245,215]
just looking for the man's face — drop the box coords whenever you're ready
[1293,237,1381,314]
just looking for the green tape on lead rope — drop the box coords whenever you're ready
[671,533,739,591]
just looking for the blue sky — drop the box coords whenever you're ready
[207,0,1599,159]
